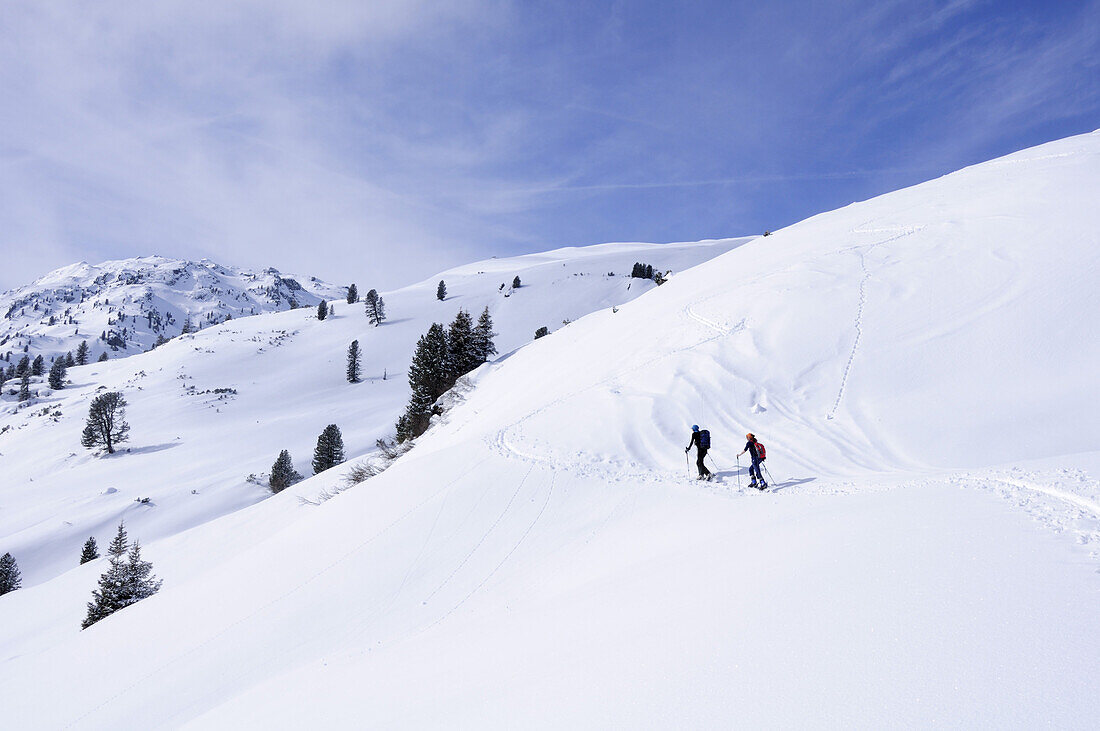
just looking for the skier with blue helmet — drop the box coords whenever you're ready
[685,425,712,480]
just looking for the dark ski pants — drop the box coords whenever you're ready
[696,448,711,478]
[748,459,763,482]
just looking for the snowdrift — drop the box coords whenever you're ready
[1,133,1099,728]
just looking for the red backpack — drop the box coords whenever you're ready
[755,441,766,461]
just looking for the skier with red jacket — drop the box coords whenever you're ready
[738,433,767,489]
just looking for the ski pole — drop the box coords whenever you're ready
[763,463,776,486]
[685,452,691,479]
[736,456,741,490]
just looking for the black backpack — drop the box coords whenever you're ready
[699,429,710,449]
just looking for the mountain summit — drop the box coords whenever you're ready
[0,256,344,365]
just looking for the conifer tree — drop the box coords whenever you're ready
[0,368,6,393]
[346,283,359,304]
[15,354,29,377]
[397,323,448,441]
[312,424,346,473]
[437,280,447,301]
[48,358,66,390]
[364,289,386,326]
[31,355,44,376]
[535,326,549,339]
[75,340,89,365]
[65,351,75,368]
[472,307,498,363]
[317,301,328,320]
[98,352,109,362]
[444,310,477,385]
[0,552,21,595]
[81,391,130,453]
[18,371,31,402]
[512,275,521,289]
[269,449,302,492]
[82,523,161,629]
[80,537,100,564]
[346,340,362,383]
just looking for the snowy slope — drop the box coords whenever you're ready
[2,133,1100,728]
[0,256,346,364]
[0,238,747,586]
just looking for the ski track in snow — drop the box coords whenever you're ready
[826,229,915,421]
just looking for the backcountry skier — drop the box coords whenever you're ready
[685,425,712,481]
[738,433,766,489]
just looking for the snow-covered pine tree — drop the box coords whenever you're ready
[346,283,359,304]
[82,523,161,629]
[65,351,75,368]
[472,307,498,363]
[75,340,89,365]
[269,449,302,493]
[317,301,328,320]
[0,552,21,595]
[31,355,44,376]
[312,424,346,474]
[15,354,29,376]
[445,310,478,386]
[512,275,521,289]
[97,352,109,362]
[81,391,130,454]
[364,289,387,326]
[80,537,100,564]
[437,280,447,301]
[397,323,448,441]
[346,340,362,383]
[18,371,31,402]
[48,358,67,390]
[124,541,162,603]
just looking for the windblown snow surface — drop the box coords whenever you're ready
[2,133,1100,729]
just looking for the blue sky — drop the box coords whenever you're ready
[1,0,1097,291]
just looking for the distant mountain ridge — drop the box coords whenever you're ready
[1,256,345,364]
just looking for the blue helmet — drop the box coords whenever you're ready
[692,425,699,432]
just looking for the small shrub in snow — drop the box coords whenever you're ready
[512,275,521,289]
[534,326,549,339]
[343,460,381,486]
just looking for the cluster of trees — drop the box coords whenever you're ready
[631,262,656,279]
[395,307,496,442]
[82,522,161,629]
[268,424,346,493]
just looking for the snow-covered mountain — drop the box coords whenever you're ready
[0,238,747,586]
[0,256,345,365]
[2,132,1099,728]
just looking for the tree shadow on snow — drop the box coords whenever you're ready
[116,442,183,457]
